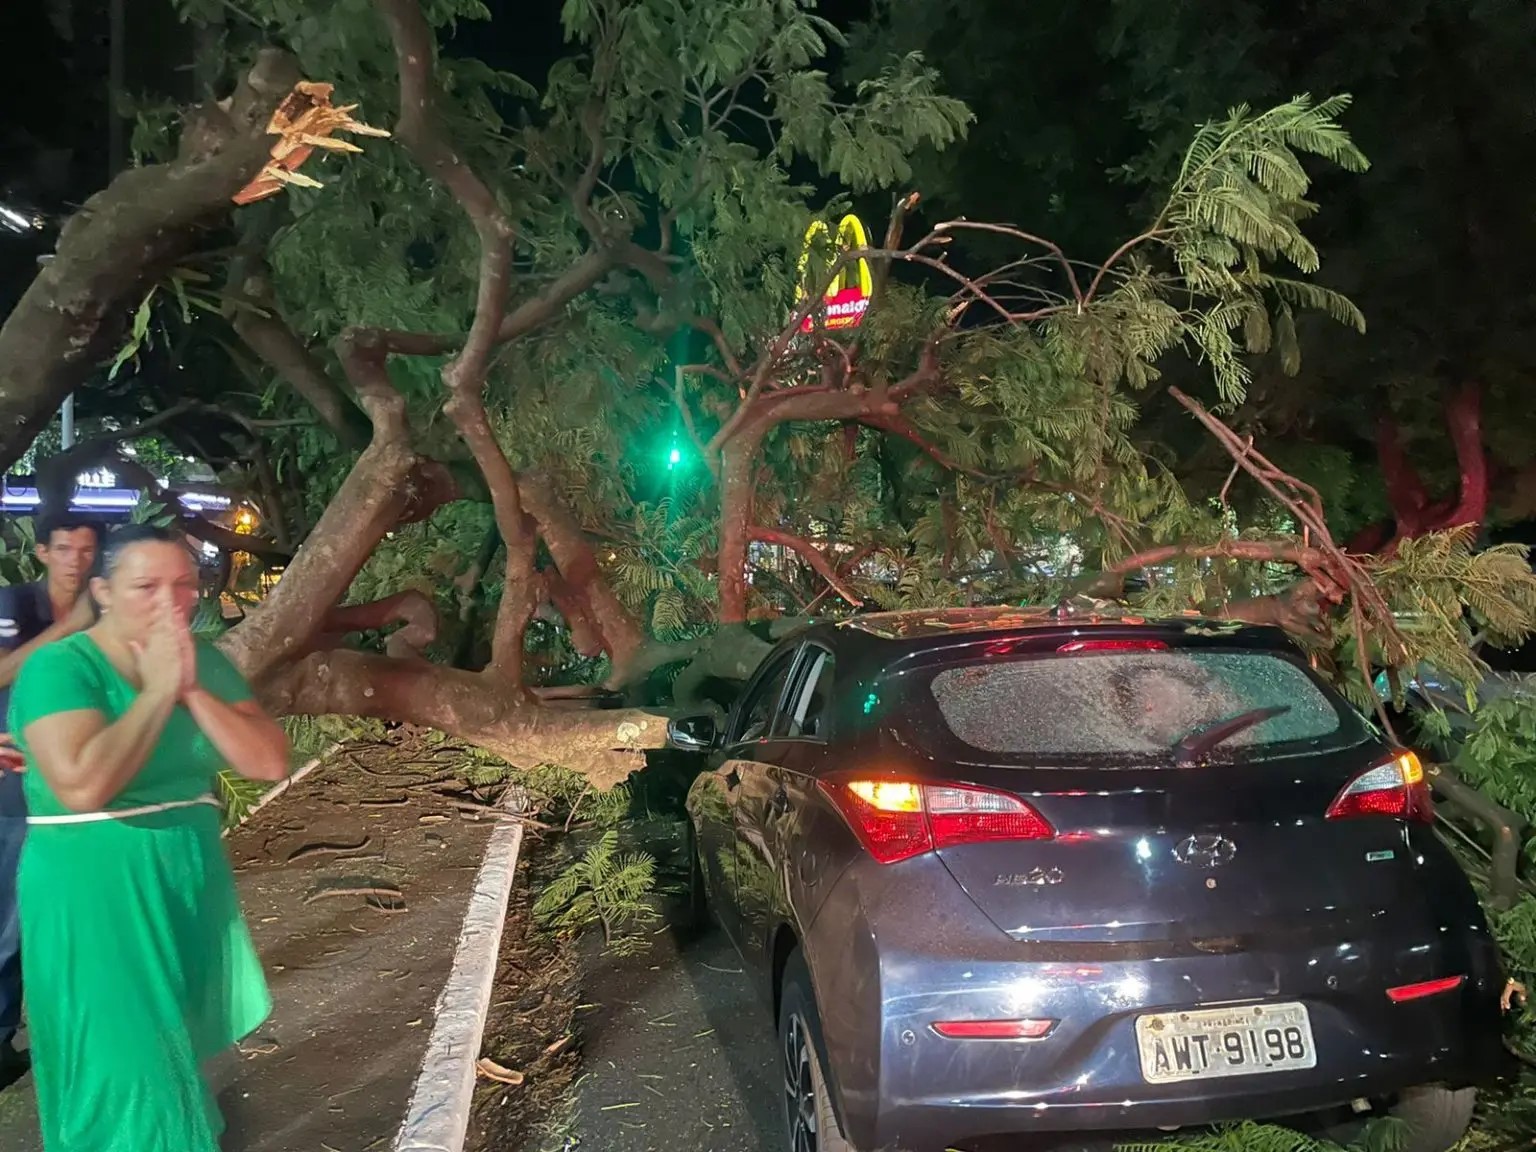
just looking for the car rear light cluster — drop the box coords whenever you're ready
[821,778,1055,865]
[1386,975,1464,1003]
[1325,751,1432,824]
[931,1018,1057,1040]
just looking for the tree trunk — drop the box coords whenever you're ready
[258,646,667,789]
[716,430,764,625]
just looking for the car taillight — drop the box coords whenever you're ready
[821,779,1055,864]
[1325,752,1432,824]
[1386,975,1464,1003]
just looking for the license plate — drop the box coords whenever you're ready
[1135,1002,1316,1083]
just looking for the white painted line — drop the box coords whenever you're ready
[394,784,528,1152]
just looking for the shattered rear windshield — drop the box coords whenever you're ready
[927,650,1353,761]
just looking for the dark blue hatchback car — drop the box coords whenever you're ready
[670,607,1506,1152]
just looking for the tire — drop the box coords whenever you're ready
[779,950,857,1152]
[683,822,714,930]
[1389,1085,1476,1152]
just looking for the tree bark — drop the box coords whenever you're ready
[716,429,764,624]
[518,472,651,678]
[1348,382,1488,555]
[260,647,666,788]
[219,328,443,682]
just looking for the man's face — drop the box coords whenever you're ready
[36,527,99,596]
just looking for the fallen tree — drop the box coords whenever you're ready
[136,0,967,784]
[10,1,1536,787]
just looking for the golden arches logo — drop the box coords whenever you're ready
[796,213,872,332]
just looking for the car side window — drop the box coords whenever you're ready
[730,655,796,745]
[785,648,834,740]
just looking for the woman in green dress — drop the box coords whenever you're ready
[7,524,290,1151]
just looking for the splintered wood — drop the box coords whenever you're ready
[233,80,390,205]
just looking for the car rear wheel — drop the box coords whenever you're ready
[1318,1085,1477,1152]
[779,950,855,1152]
[1389,1085,1476,1152]
[683,823,713,930]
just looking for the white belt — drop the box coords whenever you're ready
[27,794,220,825]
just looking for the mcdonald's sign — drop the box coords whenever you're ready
[796,213,872,332]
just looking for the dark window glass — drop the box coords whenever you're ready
[928,650,1349,761]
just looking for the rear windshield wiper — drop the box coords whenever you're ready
[1172,706,1292,766]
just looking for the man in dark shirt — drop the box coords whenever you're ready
[0,511,99,1085]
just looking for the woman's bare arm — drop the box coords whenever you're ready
[183,690,290,782]
[22,684,180,811]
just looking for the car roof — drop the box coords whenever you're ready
[780,602,1294,684]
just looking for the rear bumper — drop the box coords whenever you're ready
[804,865,1507,1152]
[876,961,1503,1151]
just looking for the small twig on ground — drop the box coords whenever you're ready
[565,783,592,833]
[304,882,405,905]
[286,835,373,863]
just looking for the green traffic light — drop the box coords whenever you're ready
[668,446,682,468]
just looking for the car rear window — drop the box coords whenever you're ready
[927,649,1354,761]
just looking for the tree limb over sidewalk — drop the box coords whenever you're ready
[0,49,304,474]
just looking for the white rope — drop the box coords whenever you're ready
[27,793,220,825]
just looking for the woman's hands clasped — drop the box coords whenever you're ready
[129,594,197,702]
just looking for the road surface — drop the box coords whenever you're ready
[568,918,780,1152]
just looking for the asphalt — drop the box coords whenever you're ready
[567,917,780,1152]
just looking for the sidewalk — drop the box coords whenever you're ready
[0,735,508,1151]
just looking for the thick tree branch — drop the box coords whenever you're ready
[1442,380,1488,532]
[1376,413,1431,533]
[748,528,864,608]
[1352,382,1489,556]
[540,570,607,659]
[376,0,529,681]
[232,257,369,445]
[316,590,438,659]
[518,472,649,681]
[257,647,667,788]
[0,49,303,474]
[219,327,431,683]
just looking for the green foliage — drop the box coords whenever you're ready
[1452,697,1536,836]
[719,97,1377,630]
[532,830,659,954]
[1394,695,1536,1134]
[108,1,1534,761]
[1159,94,1368,399]
[1114,1118,1404,1152]
[521,763,634,828]
[281,714,388,762]
[0,519,42,588]
[105,268,244,382]
[1363,533,1536,709]
[346,502,494,662]
[606,501,719,639]
[215,769,270,829]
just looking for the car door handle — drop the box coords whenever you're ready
[771,787,791,817]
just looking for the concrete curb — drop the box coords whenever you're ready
[393,785,528,1152]
[222,743,337,836]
